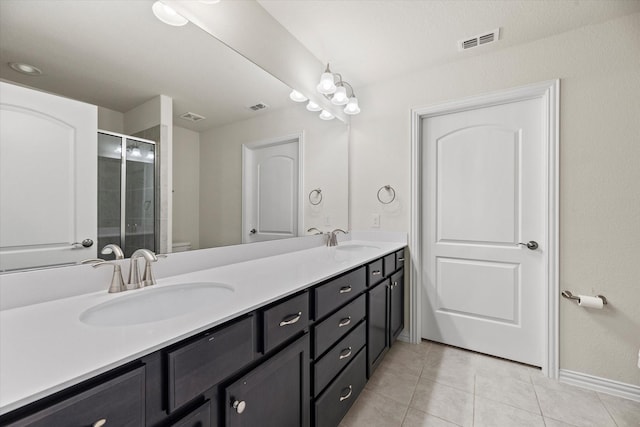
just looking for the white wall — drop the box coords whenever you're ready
[199,104,349,248]
[350,13,640,385]
[172,126,200,250]
[97,106,123,133]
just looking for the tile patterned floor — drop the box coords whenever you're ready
[339,340,640,427]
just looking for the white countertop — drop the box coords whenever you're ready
[0,239,405,415]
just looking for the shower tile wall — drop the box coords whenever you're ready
[97,157,122,257]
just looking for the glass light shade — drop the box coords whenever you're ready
[316,72,337,95]
[9,62,42,75]
[331,86,348,105]
[146,151,155,160]
[319,110,335,121]
[344,96,361,115]
[306,101,322,112]
[152,1,189,26]
[130,147,142,157]
[289,90,308,103]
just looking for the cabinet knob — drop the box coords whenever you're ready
[339,385,353,402]
[338,316,351,328]
[232,399,247,414]
[279,312,302,327]
[339,285,352,294]
[92,419,107,427]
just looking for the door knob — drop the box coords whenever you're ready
[71,238,94,248]
[249,228,257,235]
[518,241,538,250]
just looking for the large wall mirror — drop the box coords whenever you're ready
[0,0,349,271]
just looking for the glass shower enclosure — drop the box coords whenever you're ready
[97,131,157,259]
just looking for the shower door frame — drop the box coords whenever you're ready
[98,130,158,256]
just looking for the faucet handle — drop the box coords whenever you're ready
[141,254,166,287]
[92,261,126,293]
[331,229,348,235]
[307,227,324,235]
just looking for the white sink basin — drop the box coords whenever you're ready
[335,244,380,252]
[80,282,234,327]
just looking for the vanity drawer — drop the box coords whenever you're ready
[263,291,309,353]
[383,253,396,276]
[396,249,405,268]
[313,320,366,396]
[314,294,366,358]
[4,366,145,427]
[366,258,384,286]
[314,348,366,427]
[167,315,255,412]
[314,267,366,319]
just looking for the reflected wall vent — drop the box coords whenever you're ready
[248,103,269,111]
[179,112,206,122]
[458,28,500,51]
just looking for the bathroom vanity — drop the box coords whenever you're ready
[0,238,406,427]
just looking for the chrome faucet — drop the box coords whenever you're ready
[101,243,125,260]
[327,229,348,247]
[91,261,126,293]
[128,249,158,289]
[307,227,324,235]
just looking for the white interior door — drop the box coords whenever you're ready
[0,82,97,271]
[242,137,300,244]
[421,97,545,366]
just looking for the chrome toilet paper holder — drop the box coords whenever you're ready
[561,290,607,305]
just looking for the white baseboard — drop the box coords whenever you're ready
[397,330,411,343]
[559,369,640,402]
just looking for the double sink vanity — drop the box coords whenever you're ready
[0,234,407,427]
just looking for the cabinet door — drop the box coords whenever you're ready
[367,279,389,377]
[171,401,211,427]
[224,335,309,427]
[389,269,404,344]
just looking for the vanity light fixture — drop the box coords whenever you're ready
[306,101,322,112]
[289,90,308,103]
[152,1,189,26]
[319,110,335,121]
[316,63,361,115]
[8,62,42,76]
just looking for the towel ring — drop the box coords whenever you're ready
[377,185,396,204]
[309,188,322,205]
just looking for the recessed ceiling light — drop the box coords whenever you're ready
[152,1,189,27]
[8,62,42,76]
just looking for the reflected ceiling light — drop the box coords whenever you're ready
[130,146,142,157]
[306,101,322,112]
[152,1,189,26]
[289,90,308,103]
[8,62,42,76]
[319,110,335,121]
[316,63,361,115]
[146,152,155,160]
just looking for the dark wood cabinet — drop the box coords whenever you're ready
[367,278,389,376]
[3,366,145,427]
[171,401,211,427]
[313,294,366,358]
[314,267,366,319]
[224,335,310,427]
[389,269,404,343]
[366,258,384,286]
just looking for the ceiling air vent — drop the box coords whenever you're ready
[458,28,500,51]
[179,112,206,122]
[248,103,269,112]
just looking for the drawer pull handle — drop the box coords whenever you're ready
[339,347,352,360]
[279,312,302,327]
[398,258,405,262]
[339,285,352,294]
[372,270,382,276]
[339,385,353,402]
[338,317,351,328]
[232,399,247,414]
[93,419,107,427]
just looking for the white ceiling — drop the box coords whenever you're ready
[0,0,292,132]
[258,0,640,89]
